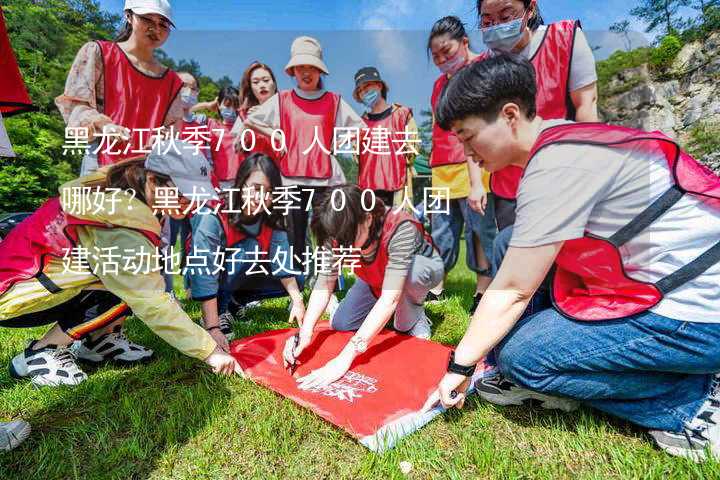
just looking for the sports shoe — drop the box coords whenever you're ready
[71,326,153,364]
[470,293,483,315]
[475,373,579,412]
[217,312,235,340]
[0,420,30,451]
[650,374,720,461]
[10,342,87,387]
[407,314,432,340]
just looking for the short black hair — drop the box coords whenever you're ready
[435,53,537,130]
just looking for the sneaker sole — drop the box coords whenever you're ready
[479,390,579,412]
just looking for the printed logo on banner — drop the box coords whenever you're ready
[301,371,378,403]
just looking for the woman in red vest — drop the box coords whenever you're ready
[352,66,418,207]
[243,36,365,261]
[231,62,282,165]
[281,185,444,389]
[427,55,720,461]
[185,153,305,351]
[0,142,242,390]
[474,0,599,275]
[56,0,184,175]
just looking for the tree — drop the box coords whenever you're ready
[630,0,686,36]
[610,20,633,51]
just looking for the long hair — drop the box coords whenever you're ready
[476,0,544,31]
[239,62,277,112]
[311,184,386,250]
[228,153,285,231]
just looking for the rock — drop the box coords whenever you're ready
[700,151,720,175]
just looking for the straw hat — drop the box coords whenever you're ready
[284,36,329,76]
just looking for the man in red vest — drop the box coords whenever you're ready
[425,54,720,461]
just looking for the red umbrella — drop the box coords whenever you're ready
[0,7,35,116]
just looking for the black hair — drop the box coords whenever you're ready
[217,86,240,111]
[435,53,537,130]
[426,16,468,58]
[229,153,285,230]
[311,184,386,250]
[476,0,544,31]
[115,9,133,42]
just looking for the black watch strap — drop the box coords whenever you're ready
[447,351,476,377]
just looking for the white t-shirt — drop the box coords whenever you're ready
[246,88,366,187]
[517,24,598,92]
[511,120,720,323]
[0,112,15,158]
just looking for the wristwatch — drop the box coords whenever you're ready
[349,335,368,354]
[447,351,476,377]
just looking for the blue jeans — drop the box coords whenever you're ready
[431,196,496,275]
[497,308,720,432]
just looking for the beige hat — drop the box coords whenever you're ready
[284,36,329,76]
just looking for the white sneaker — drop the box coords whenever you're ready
[71,327,153,364]
[10,341,87,387]
[0,420,30,451]
[475,373,579,412]
[407,314,432,340]
[217,312,235,341]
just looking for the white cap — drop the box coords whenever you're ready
[124,0,174,27]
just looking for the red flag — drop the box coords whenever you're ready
[0,7,35,116]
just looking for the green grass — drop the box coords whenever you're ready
[2,249,719,479]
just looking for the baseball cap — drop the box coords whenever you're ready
[145,140,218,201]
[124,0,175,27]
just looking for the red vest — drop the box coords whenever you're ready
[207,118,241,183]
[279,90,340,179]
[527,123,720,321]
[358,106,412,192]
[355,210,435,298]
[429,56,484,168]
[490,20,580,203]
[96,40,183,166]
[236,109,282,167]
[217,211,274,253]
[0,197,161,297]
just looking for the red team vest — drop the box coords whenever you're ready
[207,118,241,183]
[278,90,340,179]
[489,21,580,211]
[0,197,161,297]
[429,56,484,168]
[355,210,435,298]
[236,109,282,166]
[96,41,183,166]
[359,106,413,192]
[526,123,720,321]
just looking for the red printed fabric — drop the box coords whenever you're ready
[0,9,34,116]
[230,325,451,451]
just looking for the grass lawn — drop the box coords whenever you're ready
[2,247,719,479]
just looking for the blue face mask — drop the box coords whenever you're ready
[219,106,237,123]
[361,89,381,109]
[482,15,526,53]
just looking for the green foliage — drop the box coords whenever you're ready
[686,121,720,158]
[649,34,683,71]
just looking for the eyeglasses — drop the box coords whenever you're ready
[134,13,172,33]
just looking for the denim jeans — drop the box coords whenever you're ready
[330,253,444,332]
[496,308,720,432]
[430,196,497,275]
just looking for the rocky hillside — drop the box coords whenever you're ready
[600,31,720,173]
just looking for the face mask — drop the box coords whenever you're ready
[361,89,381,109]
[219,106,237,123]
[482,14,527,53]
[438,50,467,76]
[180,89,198,108]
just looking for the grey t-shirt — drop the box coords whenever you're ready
[511,120,720,323]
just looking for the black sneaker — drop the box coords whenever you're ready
[10,341,87,387]
[650,374,720,461]
[470,293,483,315]
[475,373,579,412]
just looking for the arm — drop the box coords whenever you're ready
[571,82,599,122]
